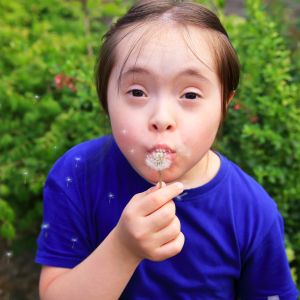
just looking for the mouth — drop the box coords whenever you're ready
[148,144,176,154]
[145,144,176,171]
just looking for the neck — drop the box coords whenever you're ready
[180,150,221,190]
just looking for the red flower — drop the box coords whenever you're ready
[233,104,241,111]
[54,74,77,93]
[54,74,64,89]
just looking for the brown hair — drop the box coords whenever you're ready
[95,0,240,121]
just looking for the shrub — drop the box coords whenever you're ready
[215,0,300,287]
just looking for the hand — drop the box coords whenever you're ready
[114,182,185,262]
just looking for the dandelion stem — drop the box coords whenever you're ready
[158,171,162,188]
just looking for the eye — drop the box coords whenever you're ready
[181,92,201,100]
[128,89,146,97]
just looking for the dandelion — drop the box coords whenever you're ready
[145,150,172,188]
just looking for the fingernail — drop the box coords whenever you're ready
[174,182,184,191]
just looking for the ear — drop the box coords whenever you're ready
[226,90,236,108]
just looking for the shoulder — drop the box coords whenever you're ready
[221,154,277,212]
[46,135,115,181]
[219,154,279,258]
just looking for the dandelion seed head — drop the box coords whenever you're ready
[145,150,172,171]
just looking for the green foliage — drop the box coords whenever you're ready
[0,0,299,288]
[0,0,116,244]
[0,199,15,240]
[216,0,300,287]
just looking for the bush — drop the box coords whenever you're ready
[216,0,300,286]
[0,0,120,246]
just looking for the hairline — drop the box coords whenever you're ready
[112,20,225,93]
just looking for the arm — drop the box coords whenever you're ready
[40,182,185,300]
[40,227,141,300]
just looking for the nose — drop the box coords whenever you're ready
[148,101,176,133]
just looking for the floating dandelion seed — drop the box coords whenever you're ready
[5,251,13,264]
[41,223,50,238]
[145,150,172,188]
[34,95,40,102]
[53,145,58,151]
[74,156,82,168]
[23,170,29,184]
[65,176,72,187]
[129,148,136,155]
[108,192,115,204]
[71,237,78,249]
[175,192,188,201]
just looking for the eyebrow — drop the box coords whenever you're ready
[119,66,212,84]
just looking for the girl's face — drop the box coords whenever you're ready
[107,23,222,188]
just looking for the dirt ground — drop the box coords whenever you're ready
[0,246,40,300]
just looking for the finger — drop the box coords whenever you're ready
[146,182,161,194]
[130,184,160,206]
[138,182,184,216]
[154,216,181,246]
[146,200,176,232]
[154,232,185,261]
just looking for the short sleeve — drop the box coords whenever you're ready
[35,152,94,269]
[237,213,299,300]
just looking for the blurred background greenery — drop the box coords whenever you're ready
[0,0,299,298]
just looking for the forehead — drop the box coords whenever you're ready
[112,21,217,80]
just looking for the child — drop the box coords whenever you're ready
[35,0,299,299]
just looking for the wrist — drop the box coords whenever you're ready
[110,227,143,267]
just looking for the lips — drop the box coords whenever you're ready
[148,144,176,154]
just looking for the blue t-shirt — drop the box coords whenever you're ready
[35,135,298,299]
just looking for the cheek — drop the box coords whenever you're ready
[180,108,221,148]
[109,111,145,157]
